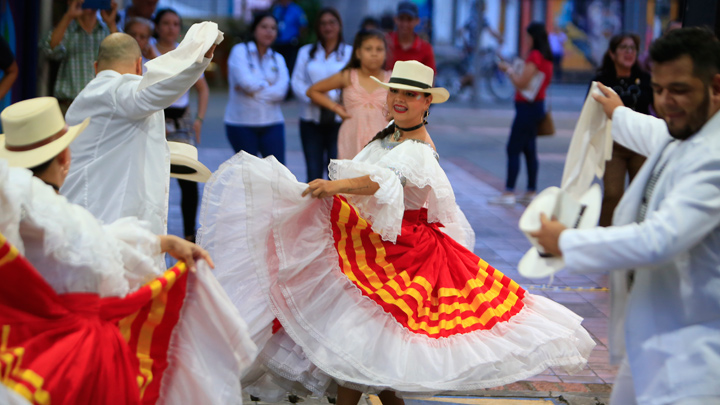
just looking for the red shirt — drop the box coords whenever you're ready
[515,50,553,102]
[385,32,436,72]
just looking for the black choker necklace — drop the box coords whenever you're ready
[393,122,424,141]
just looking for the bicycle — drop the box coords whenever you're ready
[435,46,515,102]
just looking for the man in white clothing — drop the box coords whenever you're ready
[61,32,216,236]
[532,28,720,405]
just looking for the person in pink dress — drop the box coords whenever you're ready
[307,29,391,160]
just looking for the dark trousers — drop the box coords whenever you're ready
[599,142,646,226]
[299,119,340,181]
[226,123,286,164]
[273,43,300,78]
[177,179,198,239]
[505,100,545,191]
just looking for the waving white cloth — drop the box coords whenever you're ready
[138,21,224,92]
[560,81,614,198]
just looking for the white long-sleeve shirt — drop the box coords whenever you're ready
[559,107,720,405]
[290,42,352,122]
[62,55,211,236]
[224,41,289,126]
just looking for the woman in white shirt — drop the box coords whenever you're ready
[225,12,289,164]
[291,8,352,181]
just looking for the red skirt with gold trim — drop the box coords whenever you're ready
[198,152,595,397]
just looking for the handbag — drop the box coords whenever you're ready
[537,108,555,136]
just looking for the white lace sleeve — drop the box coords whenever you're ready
[379,140,459,226]
[1,163,163,297]
[328,159,404,242]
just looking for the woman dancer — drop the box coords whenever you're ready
[199,61,594,404]
[153,8,209,241]
[307,29,391,159]
[291,8,352,181]
[494,22,553,205]
[591,33,652,226]
[225,12,289,163]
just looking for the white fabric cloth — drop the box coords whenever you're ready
[558,106,720,405]
[198,139,594,397]
[149,42,205,109]
[560,81,614,199]
[139,22,222,91]
[290,42,352,123]
[62,41,212,237]
[225,42,289,126]
[0,161,162,297]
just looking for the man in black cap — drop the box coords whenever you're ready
[385,1,436,72]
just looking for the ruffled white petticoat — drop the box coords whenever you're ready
[198,150,595,398]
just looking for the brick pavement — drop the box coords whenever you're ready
[170,85,613,404]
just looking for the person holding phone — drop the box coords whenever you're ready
[41,0,118,115]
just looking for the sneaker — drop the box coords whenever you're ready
[518,192,537,205]
[489,194,516,205]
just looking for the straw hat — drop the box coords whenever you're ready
[0,97,89,168]
[517,184,602,278]
[371,60,450,104]
[169,141,211,182]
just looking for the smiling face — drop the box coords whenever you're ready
[356,36,386,71]
[156,11,181,43]
[651,55,714,140]
[387,87,432,126]
[255,16,278,48]
[610,37,638,72]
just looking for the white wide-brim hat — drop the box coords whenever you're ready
[517,184,602,278]
[169,141,211,182]
[371,60,450,104]
[0,97,89,168]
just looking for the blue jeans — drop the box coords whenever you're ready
[226,123,286,164]
[299,119,340,181]
[505,100,545,191]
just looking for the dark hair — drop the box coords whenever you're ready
[650,27,720,84]
[309,8,344,59]
[28,157,55,177]
[360,16,380,31]
[527,22,552,61]
[248,12,278,45]
[153,8,181,39]
[597,33,641,77]
[343,29,386,71]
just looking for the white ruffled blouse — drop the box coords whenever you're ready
[329,137,459,243]
[0,161,163,298]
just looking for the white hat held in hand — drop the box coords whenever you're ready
[169,141,211,182]
[517,184,602,278]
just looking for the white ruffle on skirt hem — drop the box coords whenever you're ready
[197,152,595,398]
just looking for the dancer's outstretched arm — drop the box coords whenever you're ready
[302,176,380,199]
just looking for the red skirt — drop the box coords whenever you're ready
[0,233,188,405]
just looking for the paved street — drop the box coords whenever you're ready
[170,83,613,405]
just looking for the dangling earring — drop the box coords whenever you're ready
[423,109,430,125]
[382,102,390,119]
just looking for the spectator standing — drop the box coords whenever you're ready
[124,17,157,64]
[225,12,289,163]
[494,22,553,205]
[548,24,567,80]
[153,9,210,242]
[0,37,18,114]
[592,33,652,227]
[385,1,435,72]
[41,0,118,114]
[116,0,159,33]
[271,0,308,78]
[291,8,352,181]
[307,29,391,160]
